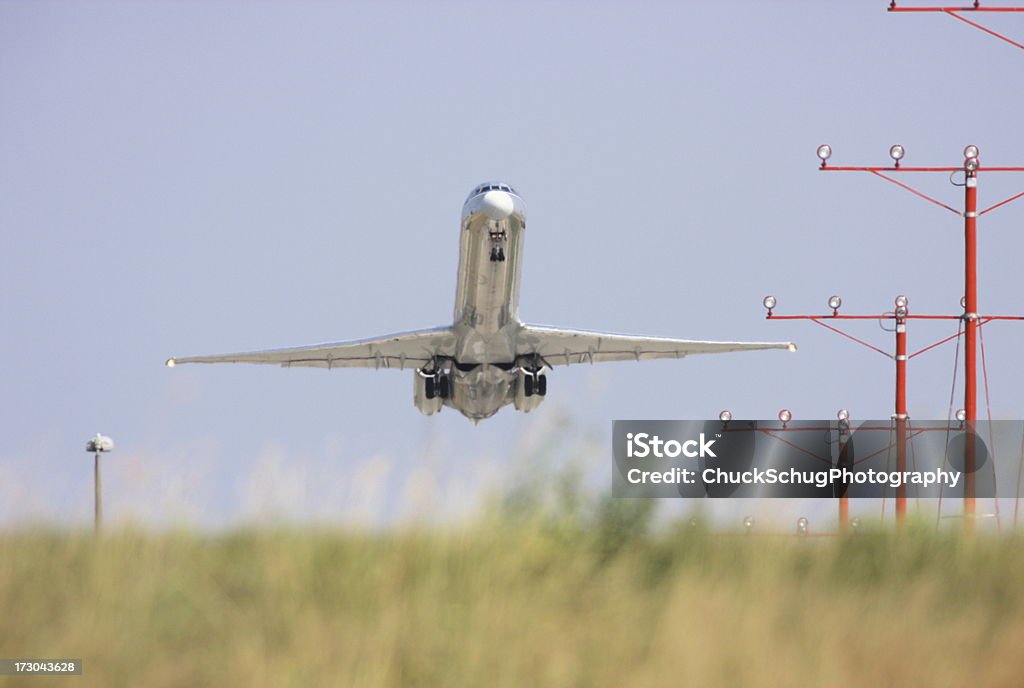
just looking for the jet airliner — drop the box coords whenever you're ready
[167,183,795,421]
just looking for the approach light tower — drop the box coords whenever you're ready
[765,292,922,525]
[768,144,1024,528]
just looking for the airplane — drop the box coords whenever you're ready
[166,182,796,421]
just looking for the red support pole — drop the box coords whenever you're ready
[964,169,979,527]
[895,306,908,525]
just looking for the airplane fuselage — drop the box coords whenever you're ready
[442,183,534,420]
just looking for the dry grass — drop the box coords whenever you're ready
[1,520,1023,687]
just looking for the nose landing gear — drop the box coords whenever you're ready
[488,228,507,262]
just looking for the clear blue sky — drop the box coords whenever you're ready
[3,1,1024,528]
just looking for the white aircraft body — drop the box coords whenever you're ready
[167,182,795,421]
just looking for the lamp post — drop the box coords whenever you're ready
[85,434,114,531]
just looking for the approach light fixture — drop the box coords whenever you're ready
[816,144,832,168]
[955,408,967,423]
[965,157,980,172]
[837,408,850,422]
[828,295,842,314]
[743,515,755,532]
[850,517,862,532]
[719,410,733,423]
[895,295,909,309]
[889,144,905,167]
[961,296,967,309]
[778,408,792,424]
[797,516,809,536]
[763,295,777,315]
[964,145,980,160]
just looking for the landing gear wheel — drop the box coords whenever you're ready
[523,374,535,397]
[537,373,547,397]
[439,375,451,399]
[497,247,505,262]
[425,376,437,400]
[490,247,499,262]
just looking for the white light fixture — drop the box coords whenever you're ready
[961,296,967,309]
[895,295,909,309]
[778,408,792,424]
[743,515,755,531]
[719,410,733,423]
[828,295,842,313]
[797,516,809,535]
[816,144,832,165]
[964,144,980,160]
[955,408,967,423]
[850,517,862,532]
[86,433,114,453]
[763,295,777,311]
[837,408,850,422]
[889,144,905,166]
[965,157,980,171]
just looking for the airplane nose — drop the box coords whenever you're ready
[480,190,514,221]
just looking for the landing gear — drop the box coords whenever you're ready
[489,229,506,262]
[523,372,546,397]
[414,365,451,415]
[513,366,547,412]
[425,375,437,399]
[424,372,451,400]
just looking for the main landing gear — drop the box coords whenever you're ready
[522,371,547,397]
[514,362,547,413]
[424,372,452,400]
[414,365,451,416]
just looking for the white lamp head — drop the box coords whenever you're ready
[889,144,905,165]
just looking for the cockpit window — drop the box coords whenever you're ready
[468,182,518,201]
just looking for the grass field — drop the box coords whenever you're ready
[2,511,1023,688]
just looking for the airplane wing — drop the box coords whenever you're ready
[166,326,456,370]
[516,324,795,367]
